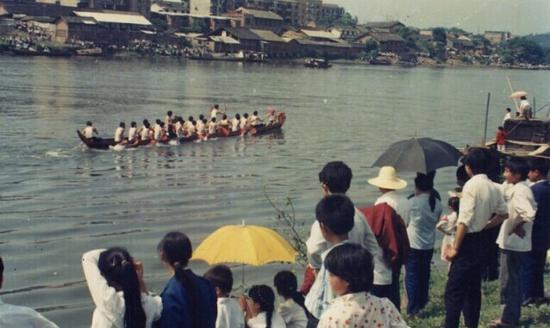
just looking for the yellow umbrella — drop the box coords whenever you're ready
[193,224,297,266]
[192,224,298,289]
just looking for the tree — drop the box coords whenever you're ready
[317,11,357,27]
[432,27,447,44]
[500,37,545,64]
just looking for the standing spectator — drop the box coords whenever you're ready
[519,96,532,119]
[317,244,409,328]
[303,162,391,319]
[155,231,217,328]
[203,265,244,328]
[240,285,286,328]
[521,159,550,305]
[365,166,410,310]
[0,257,59,328]
[503,108,513,124]
[444,148,508,328]
[496,127,507,152]
[490,158,536,328]
[405,174,443,316]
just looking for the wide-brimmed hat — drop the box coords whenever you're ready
[368,166,407,190]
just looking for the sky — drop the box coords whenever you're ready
[333,0,550,36]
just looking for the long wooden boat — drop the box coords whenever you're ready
[77,113,286,150]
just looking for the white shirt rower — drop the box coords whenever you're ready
[83,126,96,139]
[208,121,217,135]
[141,127,150,141]
[128,127,137,142]
[240,117,248,130]
[153,124,162,141]
[211,108,219,119]
[114,127,125,143]
[231,118,240,132]
[196,120,205,132]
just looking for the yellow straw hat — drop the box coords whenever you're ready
[368,166,407,190]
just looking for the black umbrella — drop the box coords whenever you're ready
[372,138,462,174]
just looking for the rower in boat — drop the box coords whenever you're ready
[157,122,170,143]
[175,117,184,138]
[140,120,152,144]
[187,120,197,138]
[198,118,208,140]
[232,114,241,133]
[250,111,264,128]
[114,122,126,145]
[128,121,137,144]
[153,119,163,141]
[81,121,98,140]
[196,115,205,134]
[241,113,250,134]
[208,117,218,137]
[219,114,230,130]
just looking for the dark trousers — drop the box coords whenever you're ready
[481,226,500,281]
[521,250,547,300]
[405,248,434,315]
[500,250,524,324]
[371,266,402,311]
[444,232,483,328]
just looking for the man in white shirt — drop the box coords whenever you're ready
[114,122,126,144]
[489,159,537,328]
[210,104,221,119]
[305,162,390,325]
[81,121,98,139]
[503,107,512,124]
[444,148,508,328]
[0,257,59,328]
[519,96,532,118]
[128,121,137,143]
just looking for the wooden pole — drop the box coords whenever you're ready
[482,92,491,146]
[533,97,536,118]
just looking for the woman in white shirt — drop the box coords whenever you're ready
[82,248,162,328]
[240,285,286,328]
[318,244,408,328]
[274,271,307,328]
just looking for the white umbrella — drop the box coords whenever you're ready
[509,91,528,99]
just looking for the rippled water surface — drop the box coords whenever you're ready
[1,56,549,326]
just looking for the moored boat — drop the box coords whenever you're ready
[304,58,331,69]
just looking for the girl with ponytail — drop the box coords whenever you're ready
[240,285,286,328]
[82,247,162,328]
[154,231,217,328]
[273,271,308,328]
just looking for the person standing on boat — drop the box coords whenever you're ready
[164,111,173,127]
[82,121,98,139]
[503,108,512,124]
[519,96,532,119]
[210,104,222,119]
[114,122,126,145]
[496,127,507,152]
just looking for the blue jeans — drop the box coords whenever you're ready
[521,250,547,300]
[405,248,434,315]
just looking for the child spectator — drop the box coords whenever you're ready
[437,195,460,262]
[273,271,308,328]
[204,265,244,328]
[496,126,507,152]
[240,285,286,328]
[317,243,408,328]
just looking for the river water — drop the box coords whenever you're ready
[1,56,549,326]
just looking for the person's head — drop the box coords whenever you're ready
[211,117,216,123]
[204,265,233,298]
[188,115,194,121]
[315,194,354,241]
[178,117,184,124]
[199,114,204,120]
[222,114,227,120]
[248,285,276,328]
[98,247,146,328]
[192,120,197,126]
[456,165,469,187]
[504,157,529,184]
[86,121,93,126]
[202,118,207,124]
[160,122,165,128]
[521,96,527,100]
[167,110,173,117]
[318,161,352,195]
[448,196,460,213]
[414,173,434,193]
[506,107,511,113]
[243,113,249,118]
[253,110,258,116]
[144,120,150,128]
[119,122,125,128]
[156,119,162,125]
[529,158,549,183]
[131,121,136,128]
[498,126,504,132]
[214,104,219,109]
[273,270,298,299]
[0,256,4,289]
[235,113,241,120]
[463,148,489,177]
[324,243,374,296]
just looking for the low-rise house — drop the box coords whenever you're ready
[354,31,407,54]
[319,3,344,22]
[54,15,98,43]
[289,37,360,58]
[419,28,432,40]
[225,7,283,29]
[447,35,474,51]
[21,15,57,38]
[73,10,152,31]
[364,20,404,33]
[208,26,294,57]
[0,0,75,18]
[484,30,512,45]
[328,25,366,41]
[300,28,340,42]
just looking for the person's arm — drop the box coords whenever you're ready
[484,213,508,230]
[305,221,327,270]
[155,290,185,328]
[81,249,118,309]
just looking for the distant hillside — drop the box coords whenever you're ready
[526,33,550,49]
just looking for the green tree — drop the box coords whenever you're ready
[502,37,545,64]
[432,27,447,44]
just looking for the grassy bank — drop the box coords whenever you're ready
[406,267,550,327]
